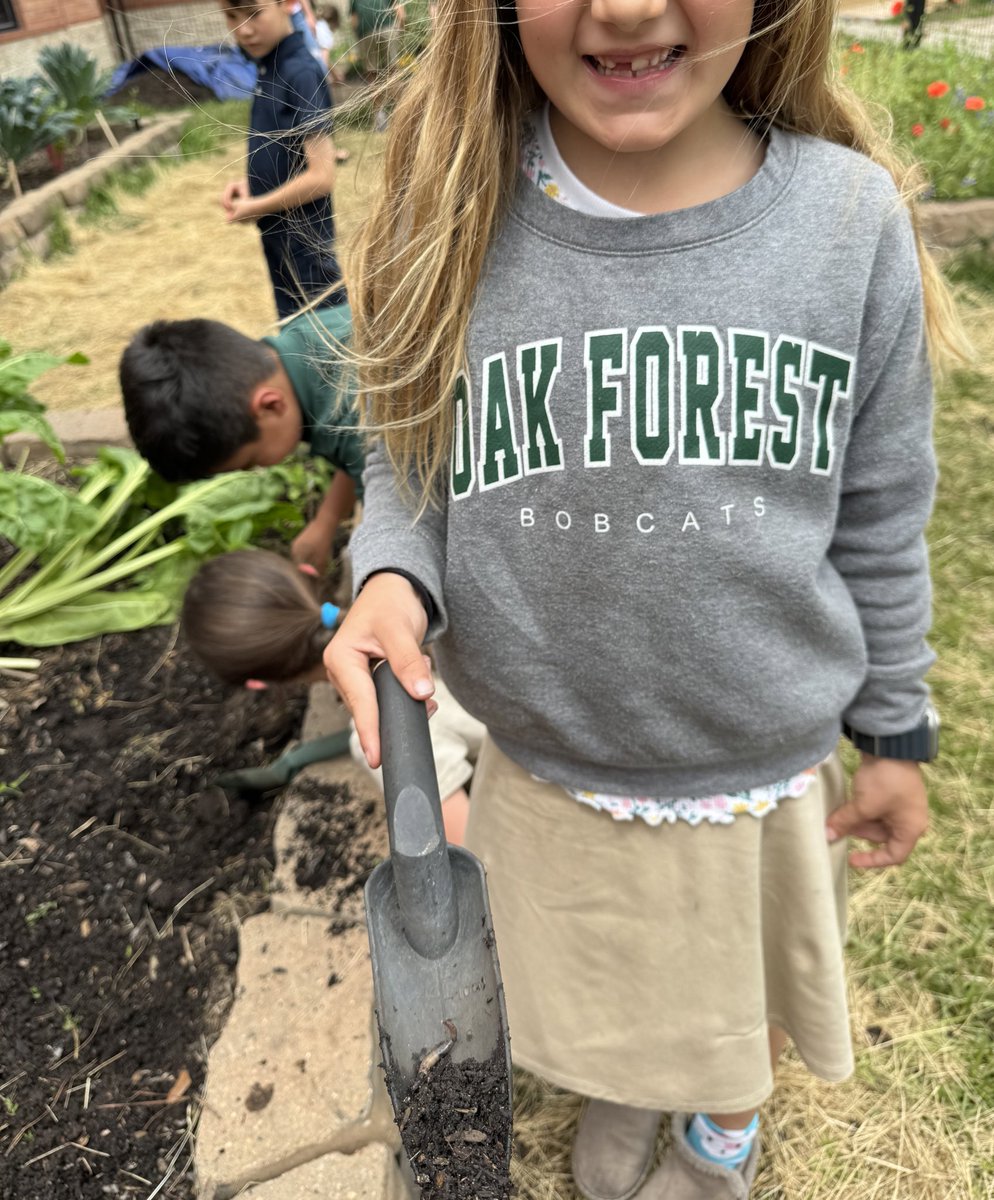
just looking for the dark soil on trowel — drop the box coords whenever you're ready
[0,626,316,1199]
[395,1045,514,1199]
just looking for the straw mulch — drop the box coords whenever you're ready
[0,125,381,415]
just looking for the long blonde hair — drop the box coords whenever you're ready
[348,0,964,503]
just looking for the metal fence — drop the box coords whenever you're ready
[838,1,994,56]
[104,0,230,64]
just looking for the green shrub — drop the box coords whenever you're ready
[841,38,994,199]
[46,208,73,258]
[79,182,118,225]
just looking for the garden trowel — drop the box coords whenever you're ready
[213,729,351,797]
[364,662,512,1169]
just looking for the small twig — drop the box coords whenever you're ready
[95,109,120,148]
[179,926,195,967]
[69,816,97,839]
[142,624,178,683]
[81,826,168,858]
[158,876,216,938]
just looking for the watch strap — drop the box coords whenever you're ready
[841,707,939,762]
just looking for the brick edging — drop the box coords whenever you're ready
[0,115,187,283]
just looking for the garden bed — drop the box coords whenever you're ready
[0,624,368,1199]
[0,123,138,217]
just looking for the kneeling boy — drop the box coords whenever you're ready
[120,304,361,572]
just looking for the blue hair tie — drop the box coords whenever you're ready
[320,602,340,629]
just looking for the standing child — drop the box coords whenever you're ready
[326,1,960,1197]
[220,0,344,319]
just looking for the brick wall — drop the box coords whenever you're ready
[0,0,228,76]
[0,16,116,72]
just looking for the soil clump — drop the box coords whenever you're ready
[395,1045,514,1199]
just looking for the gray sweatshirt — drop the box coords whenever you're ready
[351,127,937,796]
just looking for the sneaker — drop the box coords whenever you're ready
[572,1099,662,1200]
[633,1113,760,1199]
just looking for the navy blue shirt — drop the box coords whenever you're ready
[248,31,342,313]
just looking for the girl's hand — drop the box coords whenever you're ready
[324,572,433,768]
[825,755,929,868]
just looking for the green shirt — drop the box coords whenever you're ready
[350,0,397,36]
[263,303,365,497]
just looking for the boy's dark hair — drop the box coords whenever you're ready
[120,319,277,482]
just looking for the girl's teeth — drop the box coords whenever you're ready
[593,50,673,77]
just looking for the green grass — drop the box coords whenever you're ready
[841,38,994,198]
[45,209,73,258]
[177,99,250,158]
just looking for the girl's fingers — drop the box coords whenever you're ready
[325,640,383,766]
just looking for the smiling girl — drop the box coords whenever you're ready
[325,1,962,1196]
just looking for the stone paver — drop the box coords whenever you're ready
[233,1141,408,1199]
[195,916,399,1200]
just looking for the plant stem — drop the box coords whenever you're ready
[6,463,136,603]
[0,547,36,597]
[0,540,184,628]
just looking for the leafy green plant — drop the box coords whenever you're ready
[0,445,305,647]
[36,43,136,149]
[0,341,88,463]
[840,38,994,199]
[0,76,75,198]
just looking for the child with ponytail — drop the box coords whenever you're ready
[182,549,477,843]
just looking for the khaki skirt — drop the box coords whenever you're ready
[464,737,854,1113]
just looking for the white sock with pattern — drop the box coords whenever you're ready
[686,1112,758,1169]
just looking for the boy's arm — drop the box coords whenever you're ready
[225,134,337,223]
[291,469,357,572]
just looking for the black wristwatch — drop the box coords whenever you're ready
[842,703,940,762]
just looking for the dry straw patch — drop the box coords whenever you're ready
[0,116,383,415]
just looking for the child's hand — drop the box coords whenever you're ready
[825,755,929,868]
[221,178,249,216]
[291,523,331,574]
[224,195,261,224]
[324,572,433,768]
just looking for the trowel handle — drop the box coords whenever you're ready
[374,662,458,959]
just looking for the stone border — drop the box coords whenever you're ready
[919,199,994,255]
[0,115,187,285]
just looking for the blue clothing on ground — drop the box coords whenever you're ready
[107,44,256,102]
[248,30,342,317]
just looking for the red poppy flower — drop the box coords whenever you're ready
[890,0,903,12]
[850,43,864,53]
[940,117,952,129]
[964,96,985,111]
[911,123,925,137]
[927,81,950,98]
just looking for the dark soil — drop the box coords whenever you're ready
[285,775,379,907]
[395,1046,514,1199]
[0,123,139,214]
[0,626,313,1198]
